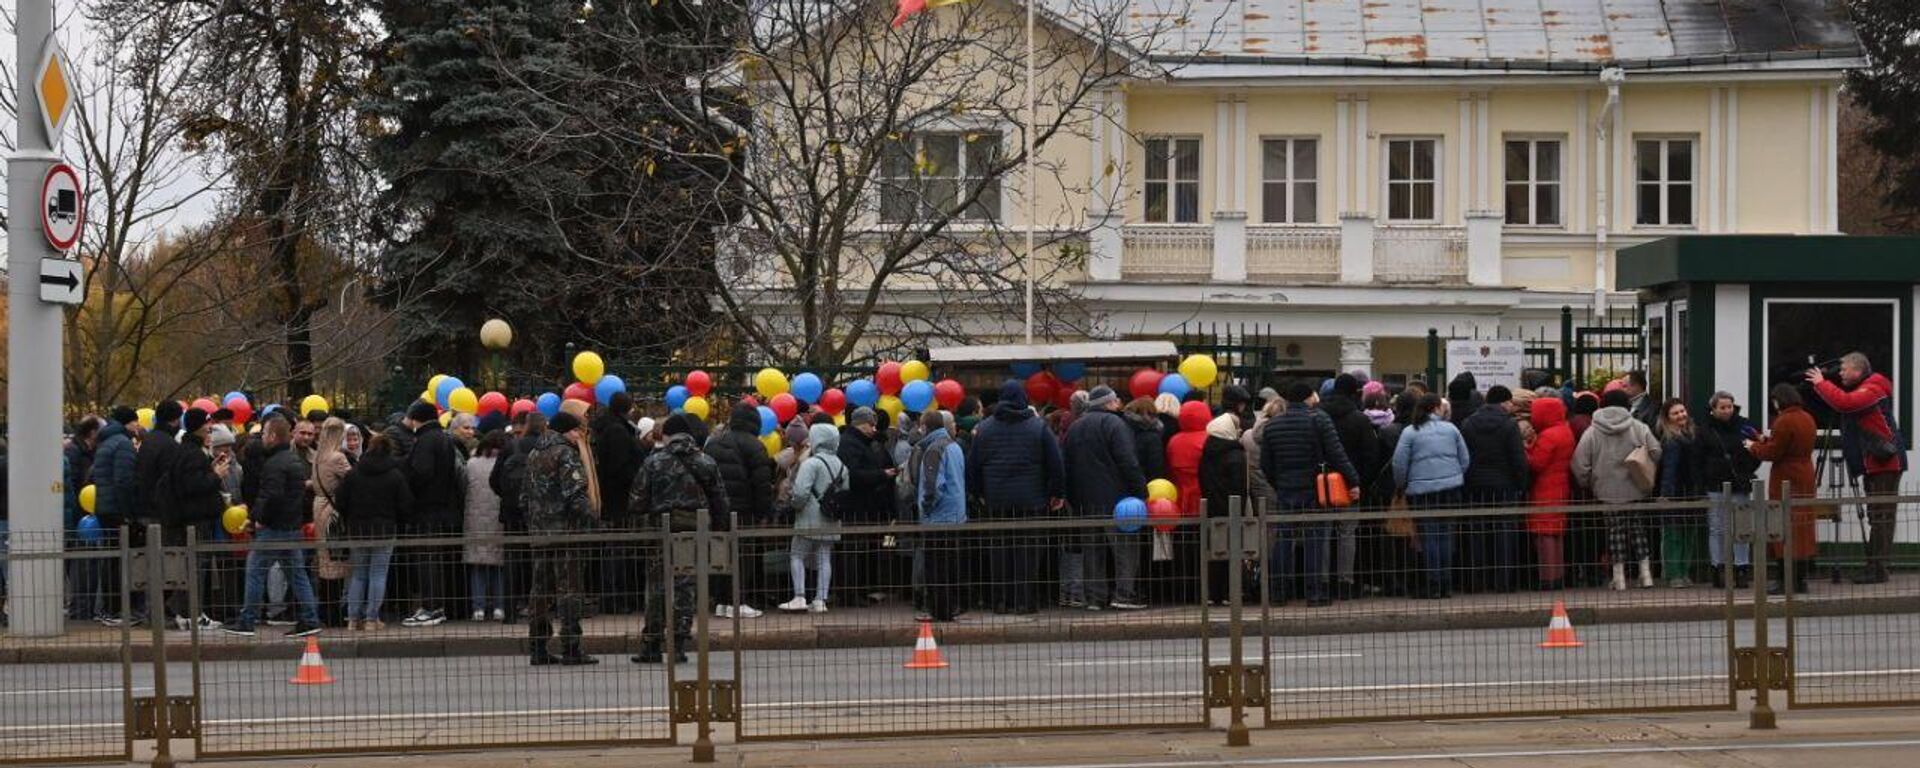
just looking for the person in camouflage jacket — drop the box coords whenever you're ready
[521,412,598,666]
[628,414,729,663]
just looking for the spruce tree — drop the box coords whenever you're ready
[1847,0,1920,229]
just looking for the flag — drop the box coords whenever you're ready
[891,0,971,29]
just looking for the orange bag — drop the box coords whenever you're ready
[1316,470,1353,508]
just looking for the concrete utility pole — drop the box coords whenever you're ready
[7,0,71,637]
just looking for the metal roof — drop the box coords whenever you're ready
[930,341,1179,365]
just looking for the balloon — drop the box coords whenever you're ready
[480,318,513,349]
[819,387,847,415]
[760,432,782,457]
[448,387,478,414]
[510,398,537,418]
[439,411,453,427]
[536,392,562,419]
[434,376,464,409]
[78,515,104,543]
[738,395,760,410]
[1179,354,1219,389]
[222,506,249,535]
[1147,478,1178,503]
[223,391,248,407]
[1114,497,1148,533]
[1148,498,1180,533]
[136,407,156,430]
[428,374,448,394]
[226,399,253,425]
[300,394,330,418]
[79,484,97,514]
[477,391,509,417]
[302,522,317,541]
[420,389,434,404]
[594,375,627,406]
[900,380,935,413]
[934,379,965,411]
[665,385,690,412]
[1129,369,1165,400]
[757,406,779,436]
[573,351,605,385]
[900,360,930,384]
[192,397,218,414]
[769,393,799,425]
[846,379,880,408]
[790,373,824,404]
[1010,362,1042,378]
[685,370,713,397]
[1025,371,1058,406]
[1053,384,1077,411]
[877,362,905,395]
[876,395,905,422]
[1054,362,1087,383]
[754,367,789,398]
[682,395,711,420]
[1157,373,1192,399]
[563,381,596,406]
[833,413,846,427]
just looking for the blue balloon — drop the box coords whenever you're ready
[665,385,690,412]
[1113,497,1148,533]
[594,374,627,405]
[1158,373,1192,399]
[536,392,562,419]
[846,378,880,408]
[1054,362,1086,383]
[434,376,465,409]
[223,390,248,406]
[758,406,778,436]
[1010,362,1043,378]
[790,372,824,404]
[78,515,104,543]
[900,379,935,413]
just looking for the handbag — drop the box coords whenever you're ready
[1624,441,1658,494]
[1313,413,1354,508]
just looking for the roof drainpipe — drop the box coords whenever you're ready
[1593,67,1625,322]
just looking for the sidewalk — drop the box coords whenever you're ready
[6,572,1914,663]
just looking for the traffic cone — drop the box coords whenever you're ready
[903,619,949,669]
[1538,600,1584,649]
[289,637,336,684]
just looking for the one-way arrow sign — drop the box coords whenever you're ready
[40,257,84,305]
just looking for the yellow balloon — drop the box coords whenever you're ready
[136,408,156,431]
[760,432,782,457]
[79,484,97,514]
[1147,478,1178,503]
[754,367,789,398]
[421,389,435,404]
[900,360,930,383]
[428,374,448,394]
[1178,354,1219,389]
[876,395,905,422]
[222,505,249,535]
[833,413,846,427]
[683,395,711,421]
[573,351,605,385]
[301,394,331,418]
[448,386,478,413]
[439,410,453,427]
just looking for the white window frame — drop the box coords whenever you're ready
[1503,136,1564,228]
[1382,137,1442,224]
[1259,136,1320,224]
[1759,297,1902,433]
[876,130,1004,225]
[1142,135,1203,224]
[1633,135,1699,229]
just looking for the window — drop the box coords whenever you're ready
[1385,138,1439,222]
[1144,137,1201,223]
[1261,138,1319,223]
[878,131,1001,223]
[1504,138,1561,226]
[1634,138,1695,227]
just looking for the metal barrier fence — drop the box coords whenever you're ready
[3,493,1918,763]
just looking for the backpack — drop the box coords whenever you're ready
[1865,397,1907,461]
[810,456,850,523]
[497,446,530,512]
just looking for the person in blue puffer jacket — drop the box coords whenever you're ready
[910,411,967,622]
[1392,393,1471,599]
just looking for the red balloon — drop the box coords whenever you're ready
[818,388,847,415]
[1053,383,1077,411]
[769,393,799,425]
[739,395,760,409]
[933,379,965,411]
[877,362,905,396]
[563,381,596,405]
[1026,371,1058,406]
[510,398,537,418]
[477,391,510,417]
[1148,498,1180,533]
[301,522,317,541]
[685,370,712,397]
[192,397,218,414]
[226,400,253,425]
[1129,369,1165,400]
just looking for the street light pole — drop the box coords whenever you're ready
[7,0,69,637]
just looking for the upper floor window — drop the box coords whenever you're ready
[879,131,1001,224]
[1261,138,1319,224]
[1144,136,1201,223]
[1385,138,1439,222]
[1504,138,1562,226]
[1635,137,1695,227]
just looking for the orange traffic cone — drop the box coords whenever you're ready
[1538,600,1584,649]
[903,619,949,670]
[289,637,336,684]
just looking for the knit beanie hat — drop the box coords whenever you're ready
[407,401,439,423]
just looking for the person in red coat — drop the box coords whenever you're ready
[1748,384,1818,594]
[1165,401,1213,518]
[1525,397,1574,590]
[1808,352,1906,583]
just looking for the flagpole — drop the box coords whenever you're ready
[1022,0,1035,345]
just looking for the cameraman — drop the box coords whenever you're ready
[1806,352,1907,584]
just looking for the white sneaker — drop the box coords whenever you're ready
[471,610,486,622]
[714,605,733,619]
[734,604,763,619]
[808,600,828,614]
[402,608,444,627]
[491,608,505,621]
[777,597,810,612]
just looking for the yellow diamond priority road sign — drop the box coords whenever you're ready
[35,42,76,147]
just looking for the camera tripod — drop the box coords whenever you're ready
[1812,409,1870,584]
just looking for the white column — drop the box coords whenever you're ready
[1212,94,1247,282]
[1338,335,1376,378]
[1707,87,1722,233]
[1808,86,1822,233]
[1233,97,1248,211]
[1825,84,1839,232]
[1573,92,1588,232]
[1726,87,1739,231]
[1339,213,1375,284]
[1334,95,1350,213]
[1458,94,1473,220]
[1354,95,1370,215]
[1215,95,1232,214]
[1465,211,1503,287]
[1476,93,1492,211]
[1213,211,1247,282]
[1087,88,1124,282]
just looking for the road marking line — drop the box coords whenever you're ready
[997,738,1920,768]
[1056,653,1361,667]
[0,686,149,697]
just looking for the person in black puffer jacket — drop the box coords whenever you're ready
[336,434,412,628]
[1122,398,1167,481]
[1457,385,1530,593]
[490,412,545,624]
[705,402,775,617]
[1319,375,1380,598]
[1258,383,1358,607]
[1063,387,1148,609]
[837,407,898,606]
[134,400,184,532]
[967,381,1064,614]
[1694,392,1762,587]
[401,401,460,627]
[591,394,641,613]
[228,418,320,635]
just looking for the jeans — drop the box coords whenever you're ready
[1084,530,1142,606]
[1706,492,1751,567]
[346,545,394,622]
[240,528,319,627]
[987,511,1043,611]
[1058,543,1085,605]
[1268,491,1327,602]
[789,538,833,603]
[469,565,505,614]
[1408,488,1463,591]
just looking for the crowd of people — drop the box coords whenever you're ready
[32,351,1906,662]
